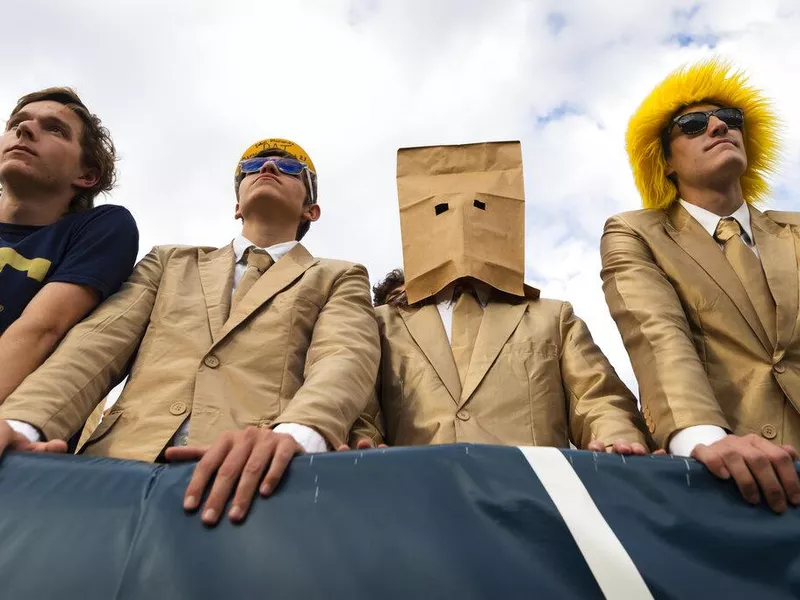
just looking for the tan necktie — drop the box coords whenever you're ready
[451,286,483,386]
[232,248,273,310]
[714,217,776,347]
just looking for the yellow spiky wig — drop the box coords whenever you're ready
[626,59,781,210]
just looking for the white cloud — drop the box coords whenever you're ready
[4,0,800,394]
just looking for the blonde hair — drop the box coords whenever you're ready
[626,59,781,210]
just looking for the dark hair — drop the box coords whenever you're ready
[373,268,406,307]
[234,148,317,241]
[10,87,116,212]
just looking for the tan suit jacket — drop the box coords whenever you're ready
[352,291,649,448]
[601,203,800,449]
[0,243,380,461]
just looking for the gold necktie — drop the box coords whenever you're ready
[714,217,776,347]
[451,286,483,386]
[232,248,273,310]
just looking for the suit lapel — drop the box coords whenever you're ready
[665,203,772,352]
[460,299,527,405]
[197,244,235,343]
[751,206,799,353]
[217,243,318,343]
[399,304,462,403]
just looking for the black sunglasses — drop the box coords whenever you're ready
[669,107,744,136]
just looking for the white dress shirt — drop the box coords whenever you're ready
[669,200,759,456]
[435,281,491,345]
[10,235,328,455]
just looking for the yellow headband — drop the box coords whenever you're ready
[235,138,316,177]
[626,58,781,210]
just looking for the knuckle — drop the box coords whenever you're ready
[216,465,239,480]
[766,487,784,502]
[740,481,758,497]
[773,451,793,468]
[242,461,264,476]
[748,453,769,471]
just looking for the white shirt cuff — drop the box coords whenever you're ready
[7,420,42,443]
[274,423,328,453]
[669,425,728,457]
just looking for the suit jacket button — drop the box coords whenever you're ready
[456,410,470,421]
[774,362,786,374]
[204,355,220,369]
[761,424,777,439]
[170,401,188,416]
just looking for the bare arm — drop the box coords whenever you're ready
[0,282,99,404]
[0,248,165,441]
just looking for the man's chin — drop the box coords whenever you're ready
[704,155,747,182]
[0,162,41,186]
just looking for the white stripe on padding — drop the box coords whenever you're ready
[518,447,653,600]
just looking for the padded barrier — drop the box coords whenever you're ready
[0,445,798,599]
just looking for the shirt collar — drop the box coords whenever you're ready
[435,280,491,308]
[679,199,754,245]
[233,235,299,264]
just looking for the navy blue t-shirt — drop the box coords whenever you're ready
[0,204,139,334]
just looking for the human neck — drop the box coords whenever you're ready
[240,219,298,249]
[0,186,71,226]
[678,179,744,217]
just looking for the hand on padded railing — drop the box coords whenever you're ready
[586,439,664,455]
[165,426,303,527]
[0,421,67,456]
[691,434,800,514]
[336,439,389,451]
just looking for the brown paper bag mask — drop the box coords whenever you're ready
[396,141,525,304]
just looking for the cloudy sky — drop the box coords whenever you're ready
[5,0,800,391]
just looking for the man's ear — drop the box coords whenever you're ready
[234,202,243,220]
[303,204,321,223]
[73,167,100,190]
[664,158,676,178]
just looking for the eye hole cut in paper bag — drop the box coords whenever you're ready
[396,141,525,305]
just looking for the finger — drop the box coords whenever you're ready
[630,443,648,456]
[28,440,68,453]
[44,439,68,453]
[378,444,389,449]
[725,452,762,507]
[612,440,633,455]
[692,444,730,479]
[743,447,787,513]
[165,445,210,463]
[260,440,302,497]
[228,437,276,523]
[756,440,800,507]
[201,438,255,526]
[355,439,375,450]
[780,444,800,462]
[182,439,232,512]
[336,444,350,452]
[586,440,605,453]
[652,449,667,456]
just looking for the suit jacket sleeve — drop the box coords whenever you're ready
[272,264,380,448]
[600,215,729,448]
[346,387,386,447]
[558,301,651,449]
[0,247,165,441]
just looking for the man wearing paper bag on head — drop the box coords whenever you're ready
[349,141,651,453]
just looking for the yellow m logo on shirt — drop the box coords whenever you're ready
[0,248,52,282]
